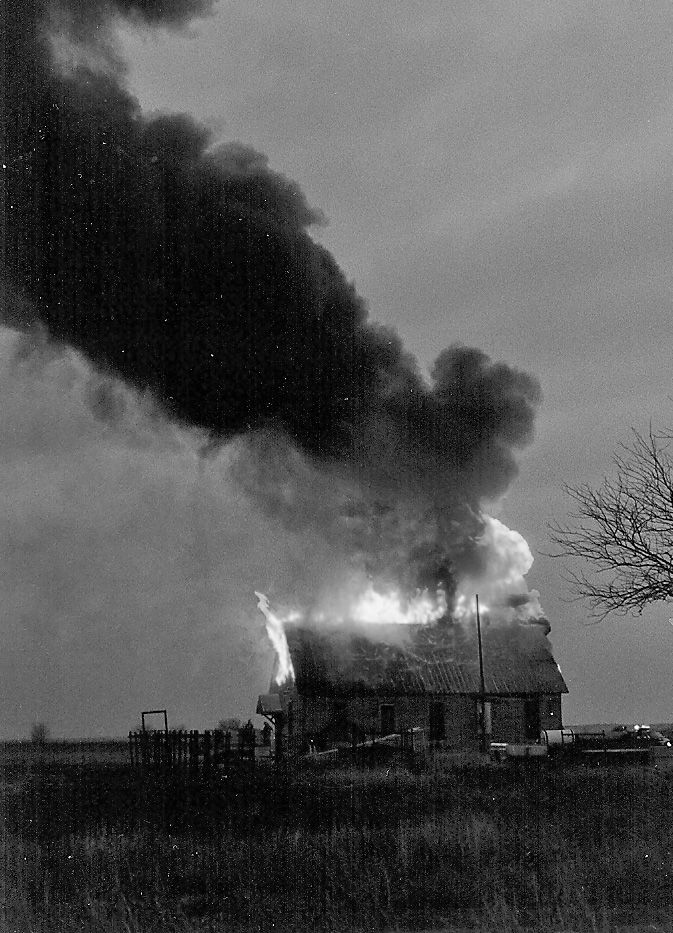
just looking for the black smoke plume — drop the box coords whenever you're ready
[2,0,541,598]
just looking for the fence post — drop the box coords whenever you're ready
[189,730,199,780]
[213,729,223,768]
[177,730,183,770]
[152,731,161,770]
[203,730,212,779]
[164,730,173,771]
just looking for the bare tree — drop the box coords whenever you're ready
[550,428,673,618]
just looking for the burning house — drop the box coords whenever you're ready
[258,592,568,753]
[256,508,568,755]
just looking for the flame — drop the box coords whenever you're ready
[452,592,489,621]
[256,513,543,685]
[347,583,448,626]
[256,583,447,683]
[255,591,296,685]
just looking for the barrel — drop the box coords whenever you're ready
[540,728,575,747]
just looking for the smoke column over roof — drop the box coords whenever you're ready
[2,0,541,598]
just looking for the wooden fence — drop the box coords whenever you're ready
[128,728,258,778]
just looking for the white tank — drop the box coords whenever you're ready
[540,728,575,747]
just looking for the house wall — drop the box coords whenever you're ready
[280,688,563,751]
[441,696,480,749]
[489,698,526,742]
[295,694,420,737]
[489,694,563,743]
[287,692,479,750]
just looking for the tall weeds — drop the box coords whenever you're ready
[3,754,673,931]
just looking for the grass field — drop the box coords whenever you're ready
[3,741,673,932]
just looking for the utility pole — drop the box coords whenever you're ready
[476,595,488,754]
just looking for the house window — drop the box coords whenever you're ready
[380,704,396,735]
[429,702,446,741]
[475,698,484,739]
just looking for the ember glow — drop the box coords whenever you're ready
[255,591,296,685]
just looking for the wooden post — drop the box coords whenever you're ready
[249,727,256,770]
[476,594,488,755]
[275,712,285,764]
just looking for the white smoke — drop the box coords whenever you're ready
[0,328,349,737]
[454,514,546,624]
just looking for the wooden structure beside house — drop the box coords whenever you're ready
[261,618,567,754]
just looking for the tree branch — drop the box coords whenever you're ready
[549,428,673,617]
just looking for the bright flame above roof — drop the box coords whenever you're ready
[344,583,448,627]
[256,583,448,685]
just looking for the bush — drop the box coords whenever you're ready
[217,718,241,732]
[30,722,50,744]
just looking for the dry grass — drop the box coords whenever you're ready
[0,739,128,768]
[3,748,673,931]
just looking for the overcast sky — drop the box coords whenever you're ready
[4,1,673,735]
[118,1,673,728]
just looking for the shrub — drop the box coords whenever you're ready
[30,722,50,745]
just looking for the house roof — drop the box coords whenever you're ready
[256,694,283,715]
[285,620,568,697]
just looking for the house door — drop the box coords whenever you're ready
[429,702,446,741]
[380,704,396,735]
[524,698,541,740]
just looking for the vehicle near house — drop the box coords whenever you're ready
[599,724,671,748]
